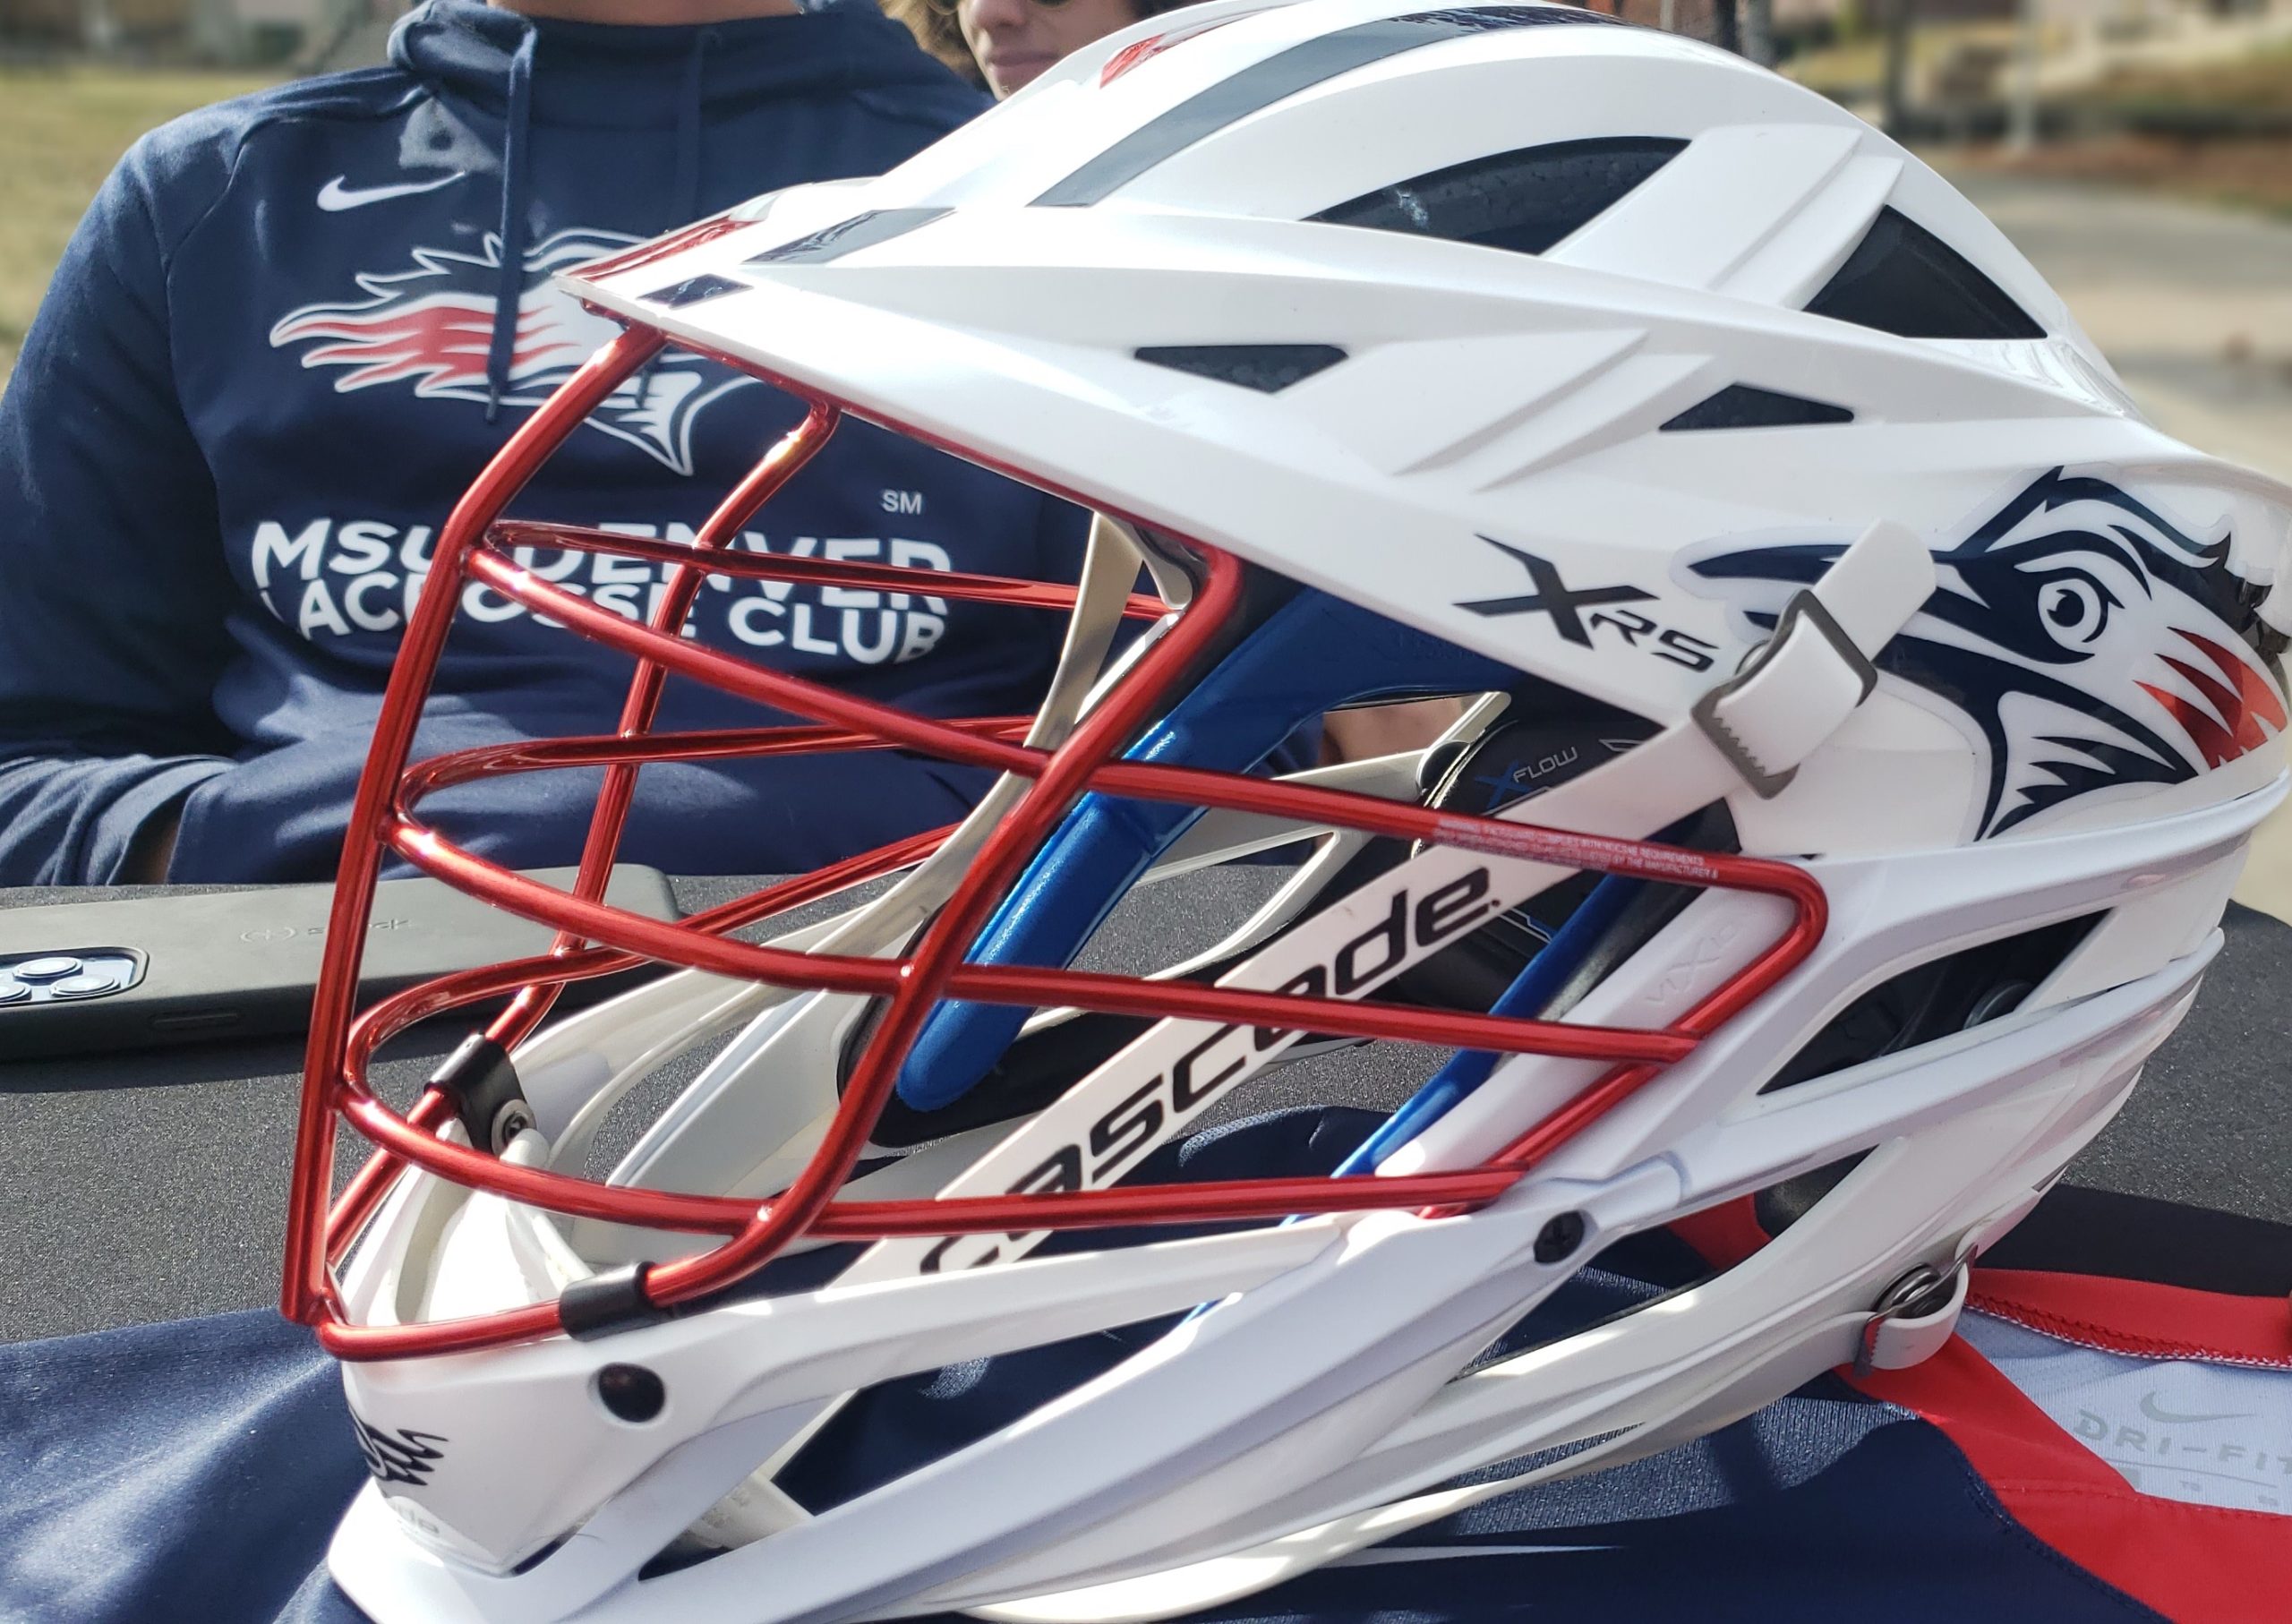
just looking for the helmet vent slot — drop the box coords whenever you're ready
[1134,344,1347,393]
[1313,136,1686,258]
[1660,384,1854,432]
[1757,912,2100,1095]
[1803,205,2045,340]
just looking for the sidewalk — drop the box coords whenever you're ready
[1951,173,2292,922]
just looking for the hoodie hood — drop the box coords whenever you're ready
[390,0,963,129]
[385,0,977,413]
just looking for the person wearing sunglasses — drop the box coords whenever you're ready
[888,0,1197,96]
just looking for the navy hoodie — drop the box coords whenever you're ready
[0,1,1090,885]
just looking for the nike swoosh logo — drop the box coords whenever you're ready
[2138,1392,2254,1426]
[317,173,466,212]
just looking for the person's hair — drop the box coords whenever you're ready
[884,0,1199,90]
[884,0,989,86]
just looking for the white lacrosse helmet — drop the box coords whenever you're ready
[286,4,2292,1620]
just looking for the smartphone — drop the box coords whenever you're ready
[0,866,680,1060]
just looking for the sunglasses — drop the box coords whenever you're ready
[926,0,1076,13]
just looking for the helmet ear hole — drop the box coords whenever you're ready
[1963,981,2034,1029]
[1758,914,2099,1096]
[1753,932,2091,1235]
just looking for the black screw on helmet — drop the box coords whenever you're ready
[1534,1211,1587,1264]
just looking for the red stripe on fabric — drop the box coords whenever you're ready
[1854,1334,2291,1623]
[1971,1269,2292,1370]
[1663,1219,2292,1612]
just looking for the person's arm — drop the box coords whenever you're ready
[0,133,239,885]
[1319,697,1468,765]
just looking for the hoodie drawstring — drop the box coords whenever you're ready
[673,29,714,234]
[484,25,538,423]
[629,27,717,406]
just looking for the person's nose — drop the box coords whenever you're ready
[964,0,1034,38]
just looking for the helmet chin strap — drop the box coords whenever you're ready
[1692,520,1937,802]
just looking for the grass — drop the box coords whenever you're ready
[0,66,276,384]
[1783,21,2026,103]
[2072,38,2292,117]
[1787,30,2292,120]
[1791,32,2292,222]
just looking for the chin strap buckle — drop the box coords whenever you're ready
[1693,518,1936,799]
[1854,1260,1971,1375]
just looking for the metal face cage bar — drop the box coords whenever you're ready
[285,320,1828,1362]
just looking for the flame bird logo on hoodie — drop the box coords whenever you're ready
[269,227,754,474]
[1689,469,2288,838]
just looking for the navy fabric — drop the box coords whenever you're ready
[0,1311,2167,1624]
[0,1310,363,1624]
[0,0,1090,886]
[0,1109,2164,1624]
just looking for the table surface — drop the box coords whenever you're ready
[4,874,2288,1346]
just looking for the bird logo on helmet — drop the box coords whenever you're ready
[1689,468,2288,839]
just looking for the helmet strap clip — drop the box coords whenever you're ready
[430,1032,536,1155]
[1854,1259,1971,1374]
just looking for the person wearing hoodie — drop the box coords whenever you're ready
[0,0,1093,885]
[885,0,1198,95]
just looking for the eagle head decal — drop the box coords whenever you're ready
[1688,469,2288,838]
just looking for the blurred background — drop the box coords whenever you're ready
[0,0,2286,914]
